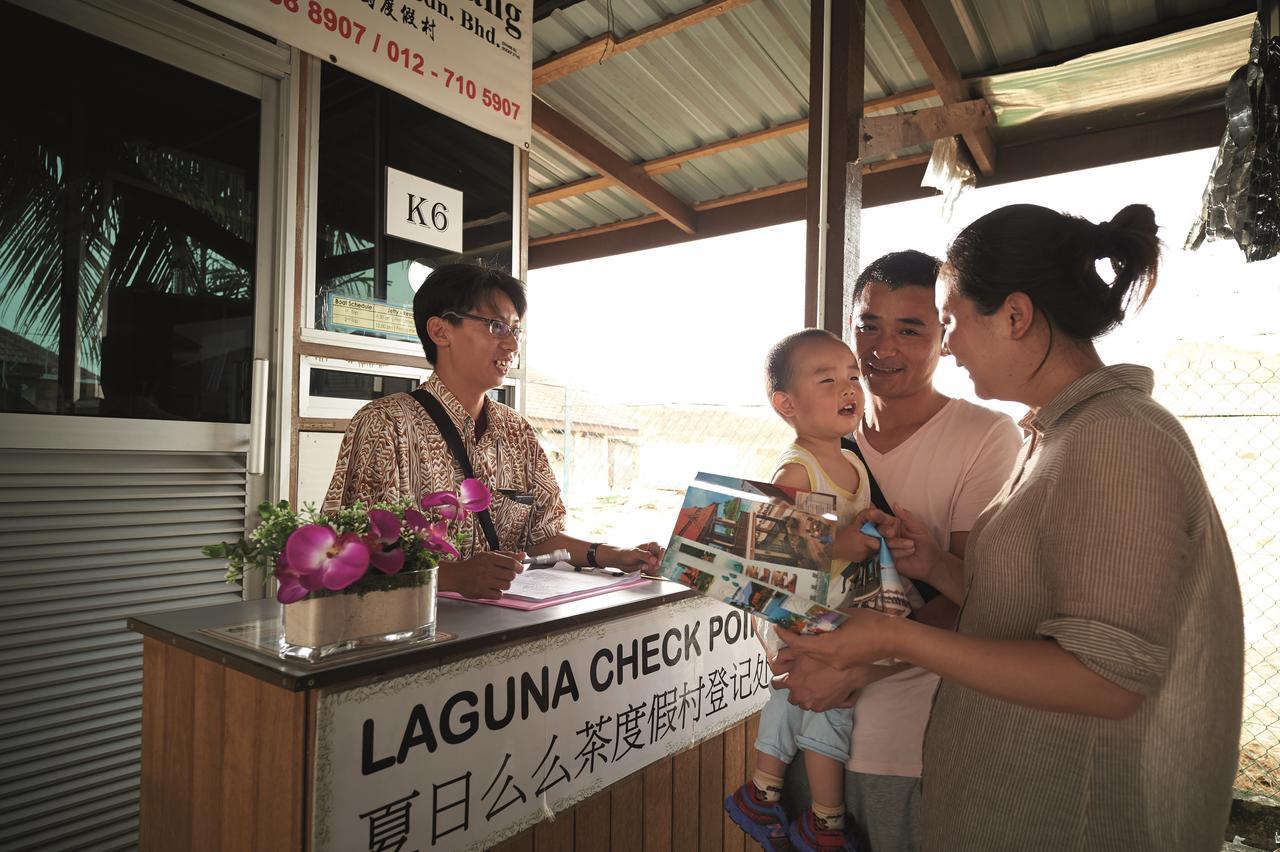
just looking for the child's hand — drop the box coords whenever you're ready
[832,518,879,563]
[866,505,943,584]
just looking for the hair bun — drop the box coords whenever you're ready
[1105,204,1157,237]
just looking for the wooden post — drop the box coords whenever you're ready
[805,0,866,340]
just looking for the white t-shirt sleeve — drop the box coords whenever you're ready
[950,415,1024,533]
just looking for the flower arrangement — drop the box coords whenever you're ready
[203,479,492,604]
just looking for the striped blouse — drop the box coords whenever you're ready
[921,364,1243,851]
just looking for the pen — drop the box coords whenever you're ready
[522,548,571,568]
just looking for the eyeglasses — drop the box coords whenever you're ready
[442,311,525,342]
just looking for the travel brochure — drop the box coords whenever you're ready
[658,473,852,635]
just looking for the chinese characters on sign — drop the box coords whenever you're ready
[314,598,771,850]
[188,0,532,147]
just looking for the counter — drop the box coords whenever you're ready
[129,580,769,851]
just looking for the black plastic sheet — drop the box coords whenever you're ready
[1186,20,1280,262]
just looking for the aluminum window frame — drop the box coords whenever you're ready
[299,55,524,357]
[0,0,298,510]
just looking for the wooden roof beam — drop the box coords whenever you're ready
[883,0,996,174]
[530,155,929,248]
[530,164,936,268]
[860,99,993,160]
[534,0,757,87]
[529,118,803,207]
[532,97,698,234]
[531,108,1225,268]
[529,86,936,207]
[530,182,806,248]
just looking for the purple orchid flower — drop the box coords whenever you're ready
[404,508,461,559]
[458,478,492,513]
[364,508,406,575]
[273,553,309,604]
[421,479,491,521]
[285,524,370,592]
[420,490,462,521]
[404,507,431,532]
[424,519,461,560]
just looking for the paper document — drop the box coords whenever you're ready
[503,562,645,602]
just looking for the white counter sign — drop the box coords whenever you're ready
[189,0,532,147]
[386,167,463,251]
[312,598,771,851]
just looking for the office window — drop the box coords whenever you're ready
[0,3,260,420]
[314,63,515,345]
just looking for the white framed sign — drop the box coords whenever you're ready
[386,167,463,251]
[312,597,772,851]
[189,0,532,147]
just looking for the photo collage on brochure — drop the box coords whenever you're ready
[658,473,850,635]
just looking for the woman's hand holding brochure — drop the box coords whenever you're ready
[768,645,910,712]
[775,607,903,671]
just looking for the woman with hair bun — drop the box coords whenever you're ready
[778,204,1243,850]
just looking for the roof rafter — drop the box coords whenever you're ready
[530,86,936,207]
[534,0,757,87]
[532,97,698,234]
[530,108,1223,269]
[860,99,993,160]
[530,154,929,248]
[883,0,997,174]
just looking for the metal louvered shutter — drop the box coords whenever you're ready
[0,448,247,852]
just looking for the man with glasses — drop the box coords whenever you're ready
[324,263,661,599]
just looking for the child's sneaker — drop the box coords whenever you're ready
[724,782,792,851]
[787,809,859,852]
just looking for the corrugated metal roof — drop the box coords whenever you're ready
[537,1,810,160]
[531,0,817,237]
[980,13,1251,144]
[923,0,1236,75]
[529,0,1245,241]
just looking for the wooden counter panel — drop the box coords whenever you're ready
[642,756,673,852]
[139,639,308,851]
[673,744,701,851]
[491,717,758,851]
[699,734,725,850]
[532,805,573,851]
[573,788,611,848]
[721,720,746,852]
[609,770,644,852]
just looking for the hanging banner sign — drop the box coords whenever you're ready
[386,167,463,251]
[189,0,532,147]
[312,597,772,851]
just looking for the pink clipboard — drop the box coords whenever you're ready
[439,573,649,610]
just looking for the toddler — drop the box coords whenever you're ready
[725,329,880,852]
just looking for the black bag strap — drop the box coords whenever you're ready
[410,389,501,552]
[841,435,892,515]
[841,434,940,604]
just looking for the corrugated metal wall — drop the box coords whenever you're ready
[0,448,247,851]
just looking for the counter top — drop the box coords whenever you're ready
[127,580,697,692]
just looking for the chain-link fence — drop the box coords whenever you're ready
[530,349,1280,799]
[524,379,791,549]
[1155,347,1280,800]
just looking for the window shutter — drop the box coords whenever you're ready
[0,449,246,851]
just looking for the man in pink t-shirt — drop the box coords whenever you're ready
[779,251,1023,851]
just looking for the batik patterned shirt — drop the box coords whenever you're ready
[322,374,566,556]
